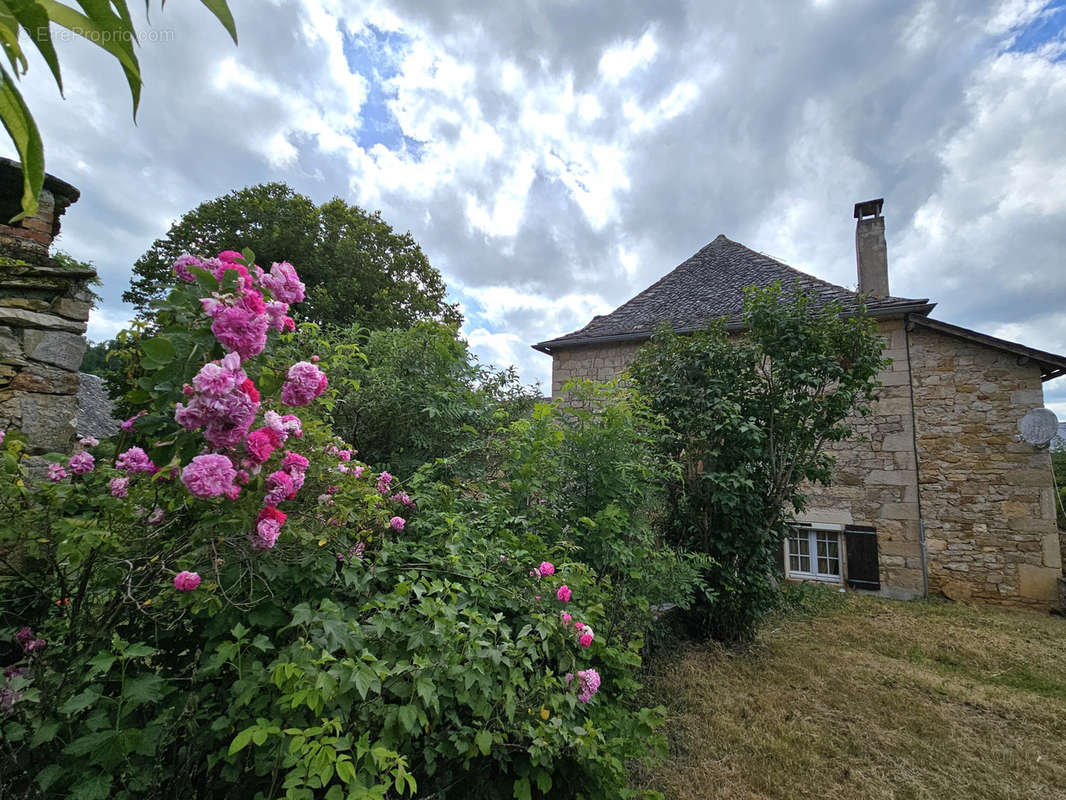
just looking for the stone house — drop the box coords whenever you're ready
[533,200,1066,610]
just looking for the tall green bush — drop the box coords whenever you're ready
[629,283,886,642]
[419,379,709,652]
[309,321,537,476]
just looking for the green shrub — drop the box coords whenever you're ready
[417,379,710,654]
[630,283,886,642]
[304,321,537,476]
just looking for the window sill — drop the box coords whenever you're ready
[785,573,843,585]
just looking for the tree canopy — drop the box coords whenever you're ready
[123,183,461,330]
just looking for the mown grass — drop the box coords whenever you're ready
[633,588,1066,800]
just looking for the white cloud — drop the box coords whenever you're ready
[598,29,658,82]
[3,0,1063,406]
[86,308,134,343]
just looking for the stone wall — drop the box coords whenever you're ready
[801,318,925,598]
[909,325,1062,609]
[0,158,90,455]
[549,340,643,397]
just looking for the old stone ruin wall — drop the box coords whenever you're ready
[909,326,1062,609]
[0,159,94,456]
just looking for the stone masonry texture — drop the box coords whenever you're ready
[547,316,1064,610]
[0,161,93,456]
[909,326,1062,609]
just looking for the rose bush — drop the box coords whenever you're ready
[0,252,667,799]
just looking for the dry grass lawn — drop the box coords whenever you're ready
[633,590,1066,800]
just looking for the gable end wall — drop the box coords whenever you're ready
[550,342,642,397]
[909,326,1062,608]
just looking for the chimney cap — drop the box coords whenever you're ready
[854,198,884,220]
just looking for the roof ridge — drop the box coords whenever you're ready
[533,234,933,352]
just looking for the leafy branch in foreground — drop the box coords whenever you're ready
[0,0,237,220]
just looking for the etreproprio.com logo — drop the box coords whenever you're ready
[34,26,176,44]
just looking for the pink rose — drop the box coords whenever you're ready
[181,453,237,499]
[556,585,571,603]
[280,361,328,406]
[68,451,95,475]
[173,571,201,592]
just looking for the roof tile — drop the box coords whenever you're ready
[534,235,932,351]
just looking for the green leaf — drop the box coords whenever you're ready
[188,264,219,293]
[87,652,116,676]
[0,63,44,219]
[4,721,25,741]
[534,770,552,793]
[123,642,158,659]
[141,336,176,365]
[228,726,255,755]
[397,704,418,734]
[475,729,492,756]
[30,719,61,747]
[122,673,166,707]
[37,0,142,115]
[335,757,355,784]
[59,687,101,715]
[353,663,379,700]
[230,622,249,640]
[36,764,64,791]
[512,777,531,800]
[415,674,437,709]
[69,770,112,800]
[0,10,28,76]
[64,730,114,756]
[198,0,237,44]
[10,2,62,91]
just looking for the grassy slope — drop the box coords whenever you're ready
[634,590,1066,800]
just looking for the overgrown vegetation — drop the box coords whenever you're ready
[308,321,537,476]
[1,251,678,799]
[1051,445,1065,529]
[634,590,1066,800]
[5,235,890,798]
[630,284,886,641]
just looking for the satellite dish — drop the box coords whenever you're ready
[1018,407,1059,447]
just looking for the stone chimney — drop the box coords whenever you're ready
[854,198,889,297]
[0,158,96,455]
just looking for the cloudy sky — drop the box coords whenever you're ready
[11,0,1066,414]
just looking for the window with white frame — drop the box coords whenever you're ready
[786,524,843,582]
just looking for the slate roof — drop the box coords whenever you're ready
[532,235,935,353]
[77,373,120,439]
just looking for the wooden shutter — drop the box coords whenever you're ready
[844,526,880,590]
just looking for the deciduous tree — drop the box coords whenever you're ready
[124,183,460,330]
[630,283,886,641]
